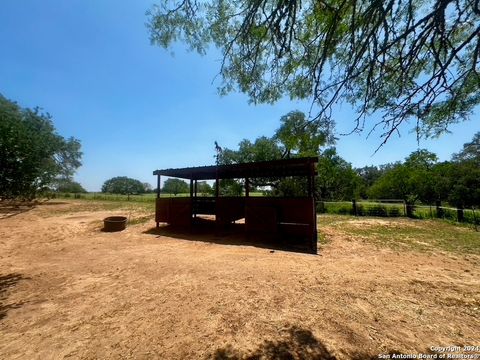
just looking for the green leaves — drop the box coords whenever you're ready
[102,176,147,195]
[148,0,480,142]
[0,95,83,199]
[161,178,189,195]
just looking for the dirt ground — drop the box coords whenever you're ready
[1,200,479,359]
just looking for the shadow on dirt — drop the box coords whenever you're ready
[0,202,36,220]
[144,219,314,255]
[0,273,28,320]
[209,326,335,360]
[0,200,67,220]
[207,325,406,360]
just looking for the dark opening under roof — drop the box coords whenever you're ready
[153,157,318,180]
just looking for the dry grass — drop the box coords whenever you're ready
[0,201,479,359]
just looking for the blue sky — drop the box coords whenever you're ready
[1,1,478,191]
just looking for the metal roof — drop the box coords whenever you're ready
[153,157,318,180]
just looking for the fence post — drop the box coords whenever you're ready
[457,207,464,223]
[473,207,478,231]
[317,201,325,213]
[352,199,357,216]
[406,203,414,218]
[435,200,443,218]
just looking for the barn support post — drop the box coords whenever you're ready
[156,174,161,228]
[189,178,194,225]
[309,162,317,254]
[194,179,198,219]
[307,169,313,197]
[245,177,250,197]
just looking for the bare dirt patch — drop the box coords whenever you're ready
[0,201,479,359]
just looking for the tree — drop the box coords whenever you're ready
[197,181,212,195]
[274,111,331,158]
[219,136,282,165]
[368,163,412,201]
[102,176,146,195]
[0,94,82,199]
[368,149,438,204]
[143,182,153,193]
[447,162,480,207]
[54,178,87,193]
[216,110,331,195]
[355,165,385,198]
[162,178,189,195]
[148,1,480,143]
[316,148,361,200]
[452,132,480,164]
[432,160,480,207]
[404,149,438,170]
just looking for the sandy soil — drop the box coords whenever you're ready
[0,201,479,359]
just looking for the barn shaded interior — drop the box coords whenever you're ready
[153,157,318,253]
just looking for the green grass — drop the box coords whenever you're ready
[318,201,406,217]
[39,198,154,217]
[318,200,479,226]
[53,192,192,202]
[317,214,480,255]
[54,191,266,202]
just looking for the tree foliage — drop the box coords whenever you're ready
[216,110,332,196]
[101,176,146,195]
[274,111,331,157]
[54,178,87,193]
[148,0,480,143]
[316,148,361,200]
[162,178,190,195]
[0,94,82,199]
[452,131,480,164]
[367,143,480,207]
[197,180,213,195]
[368,150,439,203]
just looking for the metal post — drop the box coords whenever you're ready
[245,177,250,197]
[457,207,464,223]
[436,200,442,218]
[472,207,478,231]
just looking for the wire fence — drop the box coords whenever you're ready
[51,192,158,202]
[317,199,479,227]
[51,192,479,228]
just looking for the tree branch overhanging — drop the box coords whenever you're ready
[147,0,480,145]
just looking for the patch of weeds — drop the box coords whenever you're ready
[128,215,154,226]
[317,231,329,245]
[317,214,480,255]
[317,214,356,228]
